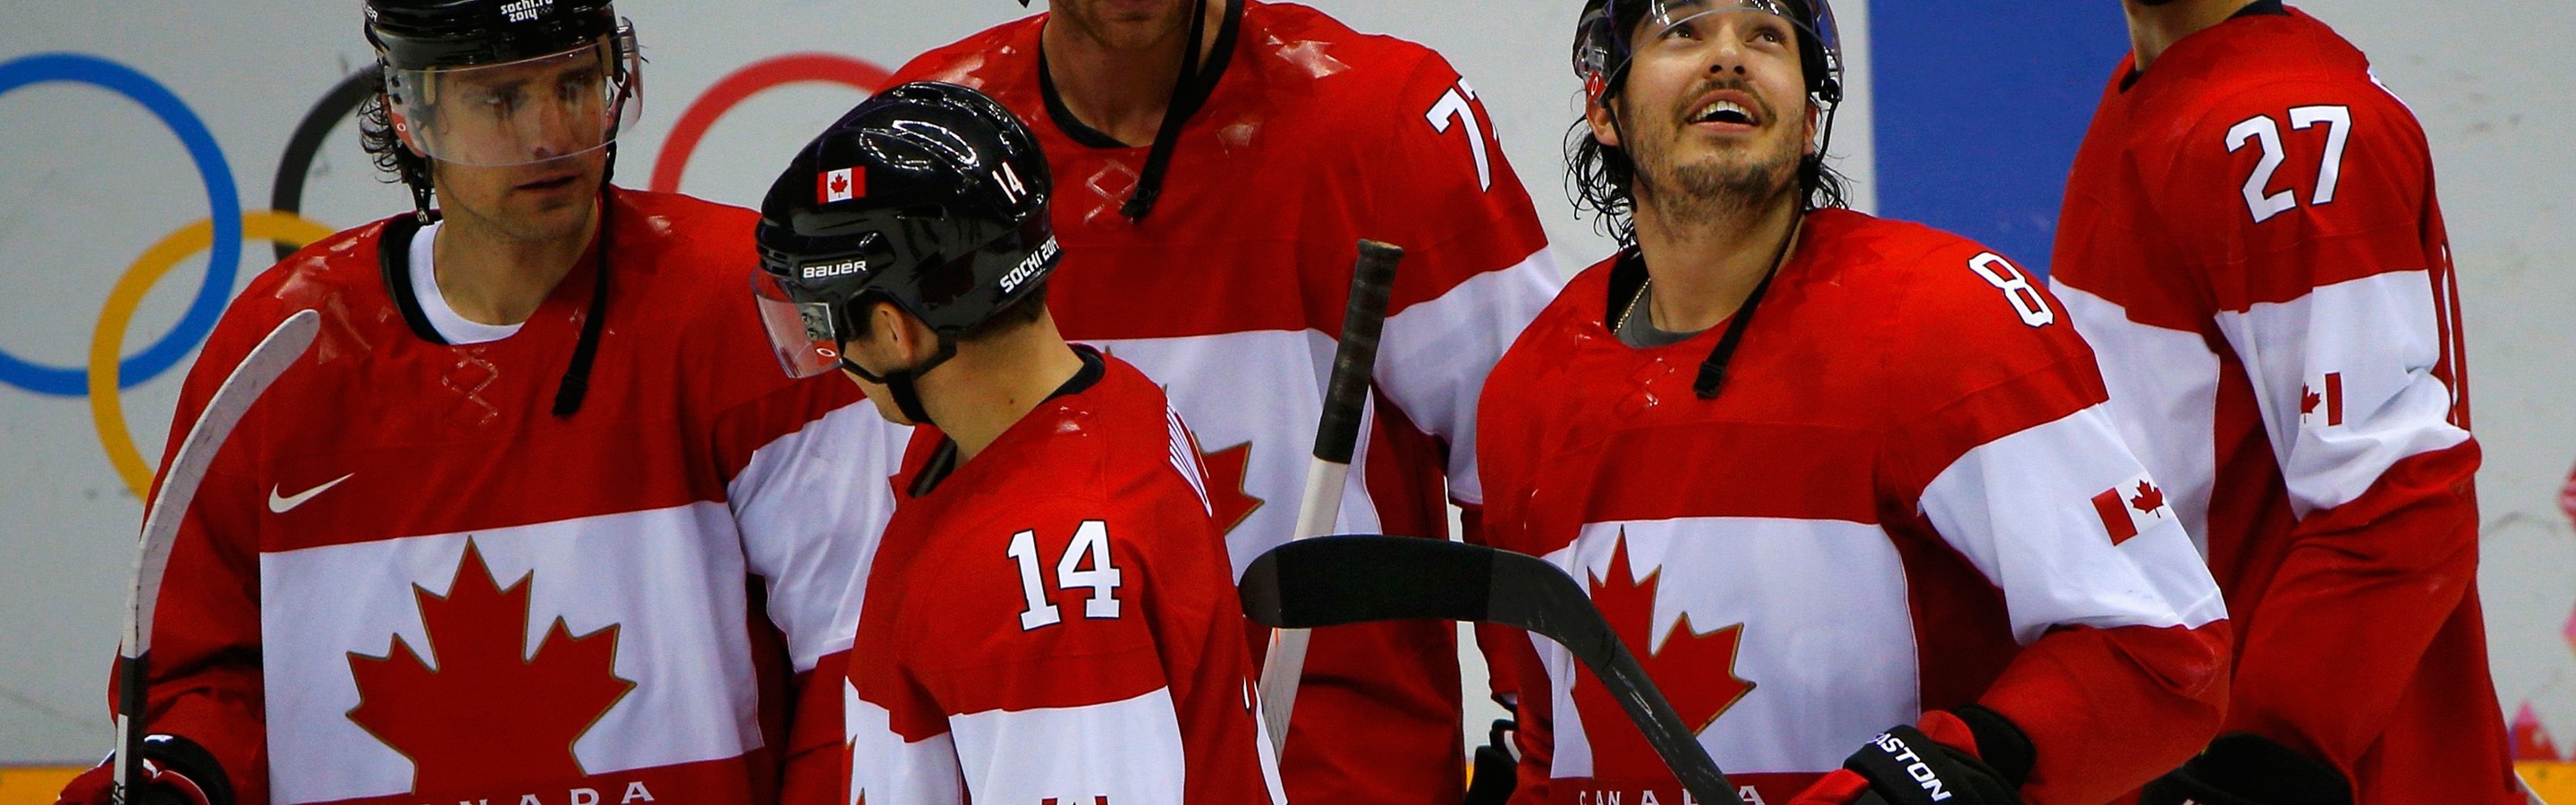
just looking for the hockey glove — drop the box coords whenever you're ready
[1787,706,2032,805]
[2139,733,2351,805]
[54,735,232,805]
[1463,717,1519,805]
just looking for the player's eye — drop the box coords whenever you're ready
[475,86,523,114]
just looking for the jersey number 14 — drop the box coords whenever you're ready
[1009,521,1123,631]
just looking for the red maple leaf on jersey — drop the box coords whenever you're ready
[2130,480,2166,516]
[1198,441,1266,536]
[1570,530,1753,783]
[2301,386,2322,415]
[346,541,634,793]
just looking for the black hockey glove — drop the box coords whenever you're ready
[1462,717,1518,805]
[2140,733,2351,805]
[1789,705,2032,805]
[54,734,234,805]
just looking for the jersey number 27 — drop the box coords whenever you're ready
[2226,106,2351,224]
[1009,521,1123,631]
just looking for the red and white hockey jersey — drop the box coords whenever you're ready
[1480,209,2232,805]
[850,4,1564,801]
[129,189,904,805]
[2049,6,2517,802]
[843,352,1283,805]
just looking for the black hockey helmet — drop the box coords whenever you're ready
[367,0,620,69]
[751,80,1060,381]
[366,0,641,167]
[1575,0,1843,106]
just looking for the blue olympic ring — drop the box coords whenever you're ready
[0,53,239,396]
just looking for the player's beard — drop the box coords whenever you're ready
[1627,79,1803,230]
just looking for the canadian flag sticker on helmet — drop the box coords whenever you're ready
[819,167,859,204]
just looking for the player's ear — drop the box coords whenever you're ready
[870,302,940,364]
[1803,101,1820,157]
[1586,94,1623,148]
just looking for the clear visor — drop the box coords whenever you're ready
[385,31,641,167]
[1631,0,1841,77]
[750,272,845,379]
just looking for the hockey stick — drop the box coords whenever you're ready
[1255,239,1404,755]
[1241,535,1746,805]
[116,309,320,801]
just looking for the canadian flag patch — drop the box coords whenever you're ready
[2301,371,2345,427]
[2089,474,2173,547]
[818,167,858,203]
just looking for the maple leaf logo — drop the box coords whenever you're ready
[1198,441,1265,536]
[1570,530,1753,783]
[2130,480,2166,516]
[346,541,634,793]
[2301,386,2322,416]
[830,173,851,196]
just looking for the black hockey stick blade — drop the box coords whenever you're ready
[1240,536,1744,805]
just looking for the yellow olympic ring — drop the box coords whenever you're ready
[90,211,337,497]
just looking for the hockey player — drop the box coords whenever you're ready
[1477,2,2235,803]
[55,3,900,804]
[748,81,1284,805]
[2049,2,2520,803]
[850,1,1567,801]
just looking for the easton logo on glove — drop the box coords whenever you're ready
[1842,721,2020,805]
[1868,729,1957,801]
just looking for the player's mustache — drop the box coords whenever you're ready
[1671,76,1777,127]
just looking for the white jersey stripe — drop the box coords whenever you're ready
[948,688,1191,805]
[731,402,911,673]
[1535,517,1918,777]
[2210,270,2471,516]
[2052,284,2224,556]
[259,504,762,804]
[1918,404,2228,643]
[1372,247,1564,506]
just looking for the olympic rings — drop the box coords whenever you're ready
[270,67,382,262]
[89,211,337,497]
[0,53,241,396]
[648,53,890,193]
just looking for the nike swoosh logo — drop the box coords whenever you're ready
[268,474,353,513]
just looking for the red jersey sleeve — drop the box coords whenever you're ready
[1877,238,2231,804]
[2165,76,2479,774]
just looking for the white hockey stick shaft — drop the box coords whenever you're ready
[1257,241,1402,756]
[1257,457,1351,749]
[116,309,319,797]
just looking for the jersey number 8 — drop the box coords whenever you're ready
[1968,252,2055,327]
[1008,521,1124,631]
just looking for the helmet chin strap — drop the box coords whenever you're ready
[841,337,960,427]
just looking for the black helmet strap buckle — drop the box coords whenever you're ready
[839,335,960,426]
